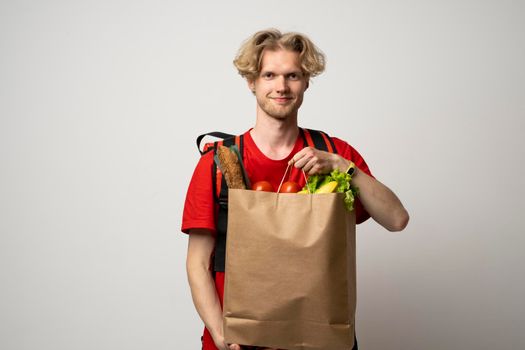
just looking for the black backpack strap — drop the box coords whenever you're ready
[197,131,236,155]
[213,134,244,272]
[301,128,338,154]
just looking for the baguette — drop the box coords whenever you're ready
[217,145,246,189]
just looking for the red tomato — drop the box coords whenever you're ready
[252,180,274,192]
[279,181,301,193]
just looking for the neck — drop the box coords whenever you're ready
[251,113,300,160]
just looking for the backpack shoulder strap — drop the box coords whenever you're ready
[197,131,236,155]
[301,128,338,154]
[210,133,244,273]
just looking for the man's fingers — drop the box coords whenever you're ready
[303,156,321,175]
[290,147,314,166]
[292,154,314,170]
[228,344,241,350]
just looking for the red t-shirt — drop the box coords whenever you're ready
[181,129,373,349]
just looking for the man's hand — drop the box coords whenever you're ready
[289,147,348,175]
[212,335,241,350]
[290,147,410,231]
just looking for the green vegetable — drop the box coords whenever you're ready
[302,169,359,211]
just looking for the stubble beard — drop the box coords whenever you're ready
[257,95,302,121]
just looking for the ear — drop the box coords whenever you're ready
[247,79,255,94]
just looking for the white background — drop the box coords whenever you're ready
[1,0,524,349]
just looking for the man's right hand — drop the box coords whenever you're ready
[213,336,241,350]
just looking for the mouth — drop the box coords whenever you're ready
[271,96,293,104]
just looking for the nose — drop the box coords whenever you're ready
[275,75,289,94]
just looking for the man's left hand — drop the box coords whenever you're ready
[289,147,347,175]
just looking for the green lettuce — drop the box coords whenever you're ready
[302,169,358,211]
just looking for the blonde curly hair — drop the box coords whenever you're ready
[233,29,326,81]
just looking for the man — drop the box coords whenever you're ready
[182,29,409,350]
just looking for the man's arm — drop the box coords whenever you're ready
[186,229,241,350]
[290,148,409,232]
[347,167,409,231]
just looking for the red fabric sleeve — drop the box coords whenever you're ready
[331,137,374,225]
[181,151,217,234]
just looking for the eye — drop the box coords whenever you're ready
[288,73,300,80]
[262,72,274,79]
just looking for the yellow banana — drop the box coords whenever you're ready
[314,181,338,193]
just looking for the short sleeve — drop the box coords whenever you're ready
[331,137,374,225]
[181,151,217,234]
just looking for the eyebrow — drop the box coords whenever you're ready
[260,70,303,76]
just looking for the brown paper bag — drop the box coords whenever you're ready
[223,189,356,350]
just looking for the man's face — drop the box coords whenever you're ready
[249,49,309,120]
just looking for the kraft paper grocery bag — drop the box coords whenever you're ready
[223,188,356,350]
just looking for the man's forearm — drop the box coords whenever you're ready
[352,167,409,231]
[187,265,224,341]
[331,155,409,231]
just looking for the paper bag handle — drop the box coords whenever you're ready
[277,162,310,193]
